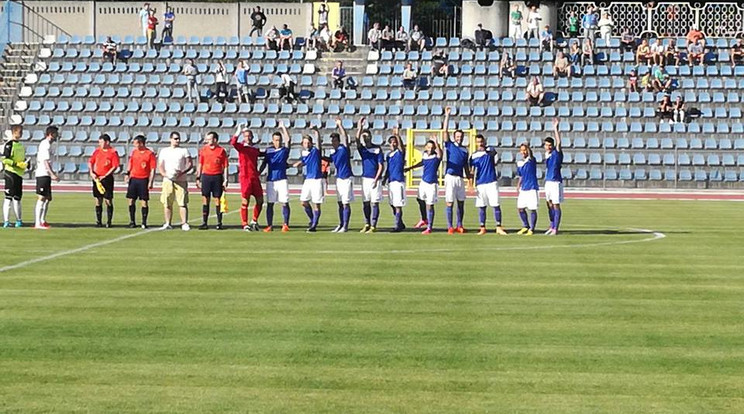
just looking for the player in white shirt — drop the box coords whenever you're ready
[34,126,60,229]
[158,131,193,231]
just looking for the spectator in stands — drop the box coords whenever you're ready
[553,51,572,78]
[685,25,704,45]
[651,65,672,92]
[332,26,351,52]
[307,25,320,51]
[250,6,267,38]
[526,5,541,39]
[640,71,652,91]
[566,11,579,39]
[101,36,118,64]
[332,61,346,89]
[317,3,329,28]
[539,25,553,52]
[636,38,652,65]
[731,38,743,67]
[672,95,686,124]
[409,25,426,52]
[403,63,417,90]
[598,11,614,44]
[650,40,665,66]
[475,23,492,50]
[182,59,198,103]
[318,24,332,52]
[663,39,680,66]
[510,5,523,40]
[581,38,594,66]
[620,27,636,52]
[213,61,228,103]
[656,95,673,122]
[279,24,294,51]
[500,51,516,79]
[265,26,279,51]
[146,9,158,49]
[526,76,546,106]
[278,73,299,103]
[368,22,382,50]
[430,48,450,79]
[628,69,638,92]
[235,61,252,104]
[568,40,581,65]
[395,26,409,52]
[581,6,598,41]
[687,39,705,66]
[381,24,394,51]
[162,6,175,43]
[139,3,150,39]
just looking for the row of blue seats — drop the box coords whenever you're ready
[51,47,310,63]
[57,34,294,48]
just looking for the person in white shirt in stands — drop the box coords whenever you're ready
[367,22,382,50]
[526,5,541,40]
[139,3,150,38]
[526,76,546,106]
[182,59,198,103]
[34,126,60,229]
[409,25,426,52]
[158,131,193,231]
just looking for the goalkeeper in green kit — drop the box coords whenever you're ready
[2,125,27,227]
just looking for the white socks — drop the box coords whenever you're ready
[12,199,21,221]
[2,199,10,222]
[35,200,48,225]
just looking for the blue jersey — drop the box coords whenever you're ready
[330,145,352,180]
[265,147,289,182]
[544,150,563,182]
[421,152,441,184]
[444,141,468,177]
[517,157,539,191]
[469,149,498,186]
[301,147,322,179]
[386,150,405,183]
[359,145,383,179]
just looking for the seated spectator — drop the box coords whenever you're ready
[409,25,426,52]
[318,24,331,52]
[568,40,581,64]
[731,38,743,67]
[628,69,638,92]
[650,40,666,66]
[553,51,572,78]
[656,95,673,121]
[672,95,686,123]
[636,39,652,64]
[526,76,546,106]
[620,28,636,52]
[474,23,493,50]
[279,24,293,51]
[402,62,417,90]
[540,25,553,52]
[598,11,614,44]
[663,39,680,66]
[367,22,382,50]
[640,71,652,92]
[265,26,279,51]
[687,39,705,66]
[685,25,704,45]
[500,51,516,79]
[307,25,319,51]
[278,73,299,103]
[380,24,394,51]
[581,38,594,66]
[331,26,351,52]
[430,48,449,78]
[331,61,346,89]
[652,65,673,92]
[101,36,118,64]
[394,26,408,51]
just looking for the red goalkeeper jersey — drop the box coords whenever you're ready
[230,135,261,181]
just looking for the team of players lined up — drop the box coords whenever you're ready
[2,108,565,234]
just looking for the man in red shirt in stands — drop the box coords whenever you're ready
[230,124,264,231]
[196,131,229,230]
[125,135,157,229]
[89,134,120,228]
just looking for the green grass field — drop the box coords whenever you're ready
[1,193,743,413]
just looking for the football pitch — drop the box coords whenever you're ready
[1,193,742,413]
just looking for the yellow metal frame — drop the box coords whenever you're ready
[405,129,478,188]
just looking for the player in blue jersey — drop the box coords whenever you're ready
[328,118,353,233]
[468,134,507,235]
[384,128,407,232]
[259,122,291,232]
[442,106,471,234]
[355,117,384,233]
[516,143,539,235]
[405,136,442,234]
[293,126,324,232]
[543,119,564,235]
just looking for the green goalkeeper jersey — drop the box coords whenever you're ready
[2,140,26,176]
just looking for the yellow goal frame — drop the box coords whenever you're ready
[405,129,478,188]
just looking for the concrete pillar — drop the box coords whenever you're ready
[401,0,412,33]
[462,0,509,40]
[353,0,365,46]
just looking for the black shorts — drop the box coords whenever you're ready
[36,176,52,200]
[92,174,114,200]
[126,177,150,201]
[4,171,22,200]
[201,174,224,198]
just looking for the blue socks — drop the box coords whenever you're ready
[426,207,434,230]
[337,202,344,227]
[548,207,555,228]
[266,203,274,227]
[519,209,529,228]
[553,208,562,231]
[363,202,371,225]
[311,209,321,228]
[394,209,402,229]
[446,205,453,228]
[282,204,290,225]
[479,207,486,227]
[456,201,464,228]
[343,204,351,230]
[371,204,379,227]
[493,206,502,226]
[304,204,313,222]
[529,211,537,231]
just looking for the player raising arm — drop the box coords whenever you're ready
[384,127,407,232]
[259,121,291,232]
[405,135,442,234]
[294,126,324,232]
[125,135,157,229]
[329,118,353,233]
[355,117,384,233]
[468,134,507,235]
[516,143,539,236]
[196,131,229,230]
[543,118,564,235]
[89,134,120,228]
[230,124,264,231]
[442,106,470,234]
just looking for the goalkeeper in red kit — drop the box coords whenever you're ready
[230,123,264,231]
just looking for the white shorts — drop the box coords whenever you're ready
[388,181,407,207]
[362,177,383,203]
[266,179,289,204]
[475,181,500,208]
[418,181,438,205]
[336,177,355,204]
[444,174,466,203]
[300,178,325,204]
[544,180,564,204]
[517,189,539,210]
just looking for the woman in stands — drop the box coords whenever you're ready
[581,38,594,66]
[672,95,686,124]
[499,51,516,79]
[656,95,673,122]
[636,38,652,65]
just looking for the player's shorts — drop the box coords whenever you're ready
[417,181,438,205]
[300,178,324,204]
[388,181,406,207]
[126,177,150,201]
[266,179,289,204]
[544,180,564,204]
[361,177,382,203]
[35,176,52,200]
[92,175,114,200]
[200,173,224,198]
[161,178,189,207]
[474,181,500,208]
[4,171,22,200]
[239,176,263,199]
[444,174,465,203]
[336,177,354,204]
[517,189,539,210]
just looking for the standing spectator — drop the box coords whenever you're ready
[474,23,493,50]
[139,3,150,38]
[235,60,251,104]
[510,5,523,40]
[500,51,516,79]
[620,27,636,51]
[581,38,594,65]
[101,36,118,64]
[158,132,193,231]
[540,25,553,52]
[553,51,572,78]
[656,95,673,122]
[687,39,705,66]
[278,73,299,103]
[162,6,175,43]
[628,69,638,92]
[265,26,279,51]
[317,3,329,28]
[672,95,686,123]
[250,6,267,37]
[394,26,408,52]
[409,25,426,52]
[146,9,158,49]
[581,6,598,41]
[279,24,294,51]
[402,62,417,90]
[685,25,704,45]
[367,22,382,50]
[380,24,394,51]
[526,6,541,39]
[332,61,346,89]
[636,38,652,64]
[731,38,743,67]
[566,11,579,39]
[88,134,120,228]
[213,61,228,103]
[526,76,546,106]
[598,11,614,44]
[430,48,449,79]
[182,59,198,103]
